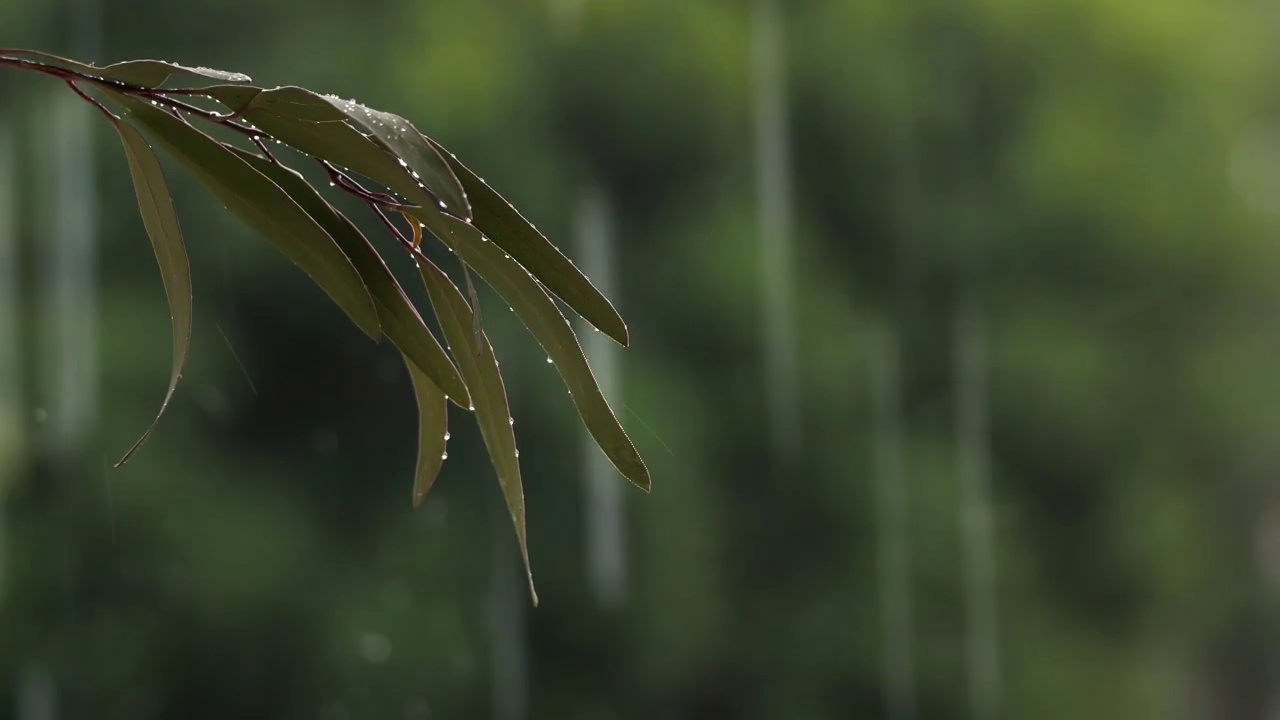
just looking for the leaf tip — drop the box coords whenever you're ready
[113,430,153,468]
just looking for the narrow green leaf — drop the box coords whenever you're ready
[202,85,347,122]
[105,116,192,467]
[203,86,466,217]
[104,90,382,340]
[418,257,537,606]
[203,87,437,211]
[322,99,470,220]
[1,49,251,86]
[197,84,262,111]
[424,139,630,347]
[226,145,470,407]
[432,214,650,492]
[406,354,448,508]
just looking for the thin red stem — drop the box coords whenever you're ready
[64,81,117,122]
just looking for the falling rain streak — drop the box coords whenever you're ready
[574,184,627,609]
[752,0,801,462]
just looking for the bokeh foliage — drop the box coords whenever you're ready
[4,0,1280,718]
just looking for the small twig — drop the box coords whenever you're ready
[252,135,279,164]
[64,80,117,122]
[319,160,417,210]
[0,55,133,88]
[370,202,414,248]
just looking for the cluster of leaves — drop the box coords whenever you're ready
[0,49,652,604]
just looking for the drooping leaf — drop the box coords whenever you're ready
[106,115,192,467]
[0,49,251,87]
[103,90,382,340]
[201,85,437,210]
[202,85,347,122]
[202,85,467,217]
[424,139,630,346]
[430,214,650,491]
[196,84,262,112]
[227,145,470,407]
[406,354,449,508]
[323,99,470,220]
[418,257,537,606]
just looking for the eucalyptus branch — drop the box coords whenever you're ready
[0,55,132,88]
[1,48,651,602]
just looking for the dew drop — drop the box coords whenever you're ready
[468,405,476,411]
[508,417,514,426]
[546,357,553,364]
[441,452,448,460]
[443,432,451,441]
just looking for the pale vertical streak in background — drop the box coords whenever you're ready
[21,3,102,715]
[16,664,55,720]
[956,296,1000,719]
[872,327,917,720]
[0,121,15,604]
[42,89,99,459]
[752,0,801,461]
[575,185,627,609]
[489,496,528,720]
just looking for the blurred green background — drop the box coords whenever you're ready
[5,0,1280,717]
